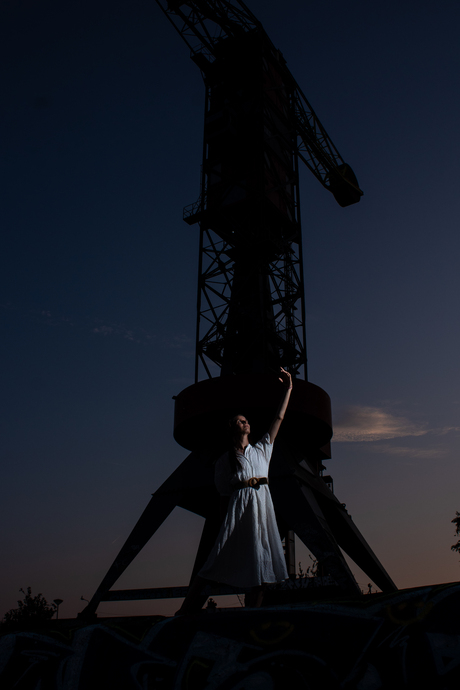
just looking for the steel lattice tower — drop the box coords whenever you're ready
[186,30,307,381]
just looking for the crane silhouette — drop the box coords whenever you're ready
[81,0,395,618]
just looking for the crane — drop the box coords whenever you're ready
[80,0,394,619]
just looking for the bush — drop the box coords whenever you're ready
[451,512,460,556]
[1,587,56,631]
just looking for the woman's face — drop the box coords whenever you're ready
[233,415,250,434]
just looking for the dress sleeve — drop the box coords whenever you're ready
[214,452,233,496]
[253,432,274,466]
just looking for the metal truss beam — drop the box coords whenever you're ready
[156,0,363,205]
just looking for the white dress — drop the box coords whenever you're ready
[198,433,288,588]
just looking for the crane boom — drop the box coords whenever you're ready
[154,0,363,206]
[155,0,260,62]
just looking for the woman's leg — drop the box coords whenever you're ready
[245,585,264,608]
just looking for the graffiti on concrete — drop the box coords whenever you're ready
[1,581,459,688]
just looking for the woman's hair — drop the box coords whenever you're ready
[228,444,241,475]
[228,415,248,474]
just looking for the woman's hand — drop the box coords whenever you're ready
[279,367,292,390]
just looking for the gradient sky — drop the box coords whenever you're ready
[1,0,460,619]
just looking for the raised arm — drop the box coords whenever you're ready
[268,368,293,444]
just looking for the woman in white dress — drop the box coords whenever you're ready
[177,368,292,613]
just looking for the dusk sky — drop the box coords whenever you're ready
[2,0,460,619]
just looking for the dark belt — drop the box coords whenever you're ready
[234,477,269,491]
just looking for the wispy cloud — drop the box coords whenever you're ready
[29,308,61,326]
[333,405,460,443]
[333,405,428,442]
[92,325,114,336]
[1,302,157,345]
[432,426,460,436]
[367,444,447,459]
[161,334,192,349]
[91,319,148,343]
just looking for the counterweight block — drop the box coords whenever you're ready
[173,374,333,455]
